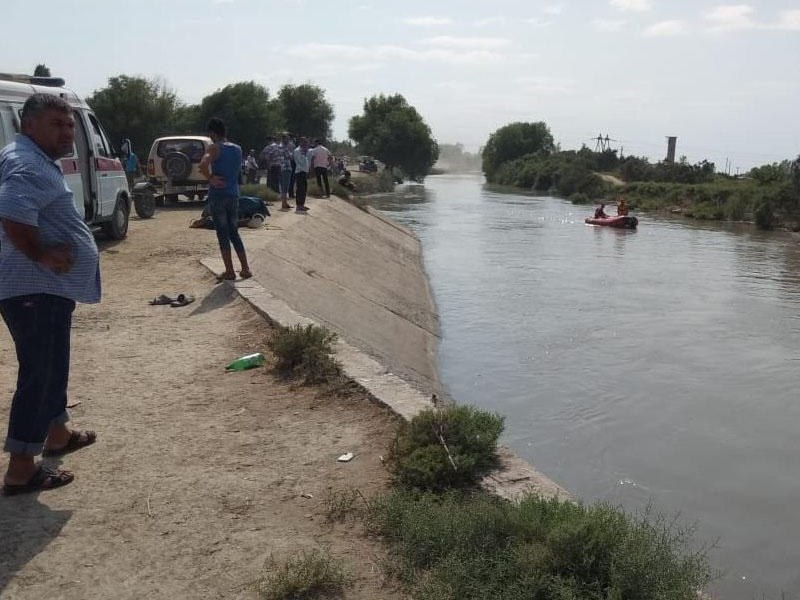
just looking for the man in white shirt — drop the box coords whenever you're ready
[310,139,332,198]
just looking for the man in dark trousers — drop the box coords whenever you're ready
[200,117,252,281]
[0,94,100,495]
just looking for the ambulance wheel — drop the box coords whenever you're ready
[103,197,130,239]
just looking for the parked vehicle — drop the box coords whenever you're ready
[0,73,133,238]
[131,135,213,218]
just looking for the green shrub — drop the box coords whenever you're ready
[388,406,504,491]
[569,192,590,204]
[256,549,350,600]
[367,490,713,600]
[268,324,341,385]
[755,201,776,230]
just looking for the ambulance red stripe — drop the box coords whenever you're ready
[95,157,124,172]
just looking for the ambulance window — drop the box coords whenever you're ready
[0,106,21,147]
[87,113,110,157]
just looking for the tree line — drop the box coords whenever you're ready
[84,75,437,180]
[481,121,800,229]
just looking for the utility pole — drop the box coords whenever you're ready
[591,133,618,153]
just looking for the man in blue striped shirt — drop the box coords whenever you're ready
[0,94,100,496]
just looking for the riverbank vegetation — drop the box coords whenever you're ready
[365,405,714,600]
[483,121,800,230]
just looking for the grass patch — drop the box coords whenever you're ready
[268,324,341,385]
[388,406,504,491]
[256,549,350,600]
[240,183,280,204]
[367,490,713,600]
[323,487,366,523]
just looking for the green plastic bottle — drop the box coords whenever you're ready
[225,352,266,371]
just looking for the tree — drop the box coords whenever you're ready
[195,81,281,154]
[481,122,554,181]
[276,83,334,140]
[87,75,181,155]
[348,94,439,179]
[33,64,51,77]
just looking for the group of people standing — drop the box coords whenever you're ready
[243,135,333,213]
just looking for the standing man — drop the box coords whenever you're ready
[0,94,100,495]
[199,117,252,281]
[279,133,295,209]
[120,138,140,189]
[292,137,311,214]
[245,149,259,184]
[310,139,332,198]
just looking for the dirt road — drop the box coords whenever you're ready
[0,204,406,600]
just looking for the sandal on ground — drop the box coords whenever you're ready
[170,293,195,307]
[42,430,97,458]
[239,270,252,280]
[2,466,74,496]
[149,294,175,305]
[216,272,236,282]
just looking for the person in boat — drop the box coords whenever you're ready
[617,197,628,216]
[594,203,608,219]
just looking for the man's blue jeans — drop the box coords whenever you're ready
[208,195,245,254]
[0,294,74,456]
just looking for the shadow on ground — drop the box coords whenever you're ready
[0,496,72,594]
[189,281,237,316]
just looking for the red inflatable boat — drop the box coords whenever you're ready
[585,215,638,229]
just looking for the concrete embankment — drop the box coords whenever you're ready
[203,195,569,501]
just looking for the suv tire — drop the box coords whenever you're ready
[103,197,130,239]
[162,151,192,181]
[133,190,156,219]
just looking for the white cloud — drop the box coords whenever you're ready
[610,0,651,12]
[403,16,452,26]
[286,42,508,66]
[474,16,508,27]
[514,76,575,96]
[421,36,511,50]
[703,5,757,31]
[643,20,687,36]
[543,4,565,15]
[592,18,627,31]
[775,9,800,30]
[526,18,552,27]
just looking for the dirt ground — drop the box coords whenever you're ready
[0,204,409,600]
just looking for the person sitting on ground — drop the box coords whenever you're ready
[594,203,608,219]
[337,170,356,192]
[617,197,628,216]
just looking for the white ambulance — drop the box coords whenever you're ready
[0,73,133,239]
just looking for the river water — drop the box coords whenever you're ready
[370,173,800,600]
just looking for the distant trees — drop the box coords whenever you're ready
[193,81,281,153]
[87,75,339,157]
[277,84,334,141]
[482,122,554,181]
[349,94,439,179]
[33,64,51,77]
[619,155,715,184]
[87,75,181,154]
[437,143,481,171]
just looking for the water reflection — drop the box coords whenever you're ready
[371,174,800,600]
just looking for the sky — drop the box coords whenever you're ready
[4,0,799,171]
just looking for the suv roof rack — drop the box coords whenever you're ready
[0,73,66,87]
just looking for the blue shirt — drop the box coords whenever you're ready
[293,147,310,173]
[0,135,101,303]
[208,142,241,199]
[124,152,138,174]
